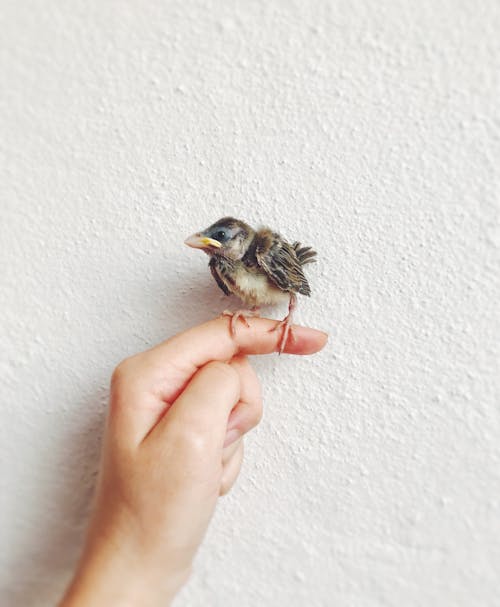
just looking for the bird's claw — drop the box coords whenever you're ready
[222,309,260,336]
[269,315,296,354]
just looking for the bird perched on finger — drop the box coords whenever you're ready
[185,217,317,354]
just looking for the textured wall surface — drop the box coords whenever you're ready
[1,1,499,605]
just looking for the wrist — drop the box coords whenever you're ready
[59,525,190,607]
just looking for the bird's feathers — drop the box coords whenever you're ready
[292,242,317,266]
[251,229,312,296]
[190,219,317,307]
[210,254,288,306]
[209,258,231,296]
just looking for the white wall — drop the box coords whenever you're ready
[1,1,499,605]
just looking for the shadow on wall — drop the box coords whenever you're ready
[2,270,245,606]
[152,265,288,333]
[156,267,232,329]
[2,394,105,607]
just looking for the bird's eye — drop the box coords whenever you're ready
[214,230,227,242]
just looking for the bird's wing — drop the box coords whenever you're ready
[254,231,311,296]
[209,260,231,296]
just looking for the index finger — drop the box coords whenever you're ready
[152,315,327,378]
[109,316,327,445]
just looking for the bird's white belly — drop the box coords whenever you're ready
[233,270,289,307]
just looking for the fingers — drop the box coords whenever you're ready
[109,317,326,446]
[224,355,262,448]
[149,316,328,401]
[150,361,240,448]
[168,315,326,359]
[108,355,164,446]
[222,435,242,465]
[220,439,244,496]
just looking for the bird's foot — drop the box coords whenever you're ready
[269,313,296,354]
[222,308,260,336]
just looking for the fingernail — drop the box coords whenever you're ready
[294,325,328,337]
[223,428,241,448]
[293,326,329,342]
[309,328,329,338]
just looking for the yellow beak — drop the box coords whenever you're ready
[184,234,223,249]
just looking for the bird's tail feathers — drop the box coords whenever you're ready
[292,242,317,266]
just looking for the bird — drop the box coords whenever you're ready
[185,217,317,353]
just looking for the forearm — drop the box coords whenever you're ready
[59,532,189,607]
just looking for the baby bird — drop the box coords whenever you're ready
[185,217,317,353]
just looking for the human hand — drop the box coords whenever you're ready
[60,317,327,606]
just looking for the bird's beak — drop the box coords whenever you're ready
[184,233,223,249]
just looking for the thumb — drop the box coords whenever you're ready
[150,361,240,449]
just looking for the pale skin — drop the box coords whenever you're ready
[59,316,328,606]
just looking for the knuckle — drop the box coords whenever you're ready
[241,399,263,431]
[111,356,137,387]
[251,399,264,427]
[220,443,244,496]
[185,431,210,455]
[219,477,232,496]
[169,421,209,455]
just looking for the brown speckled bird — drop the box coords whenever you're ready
[185,217,317,353]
